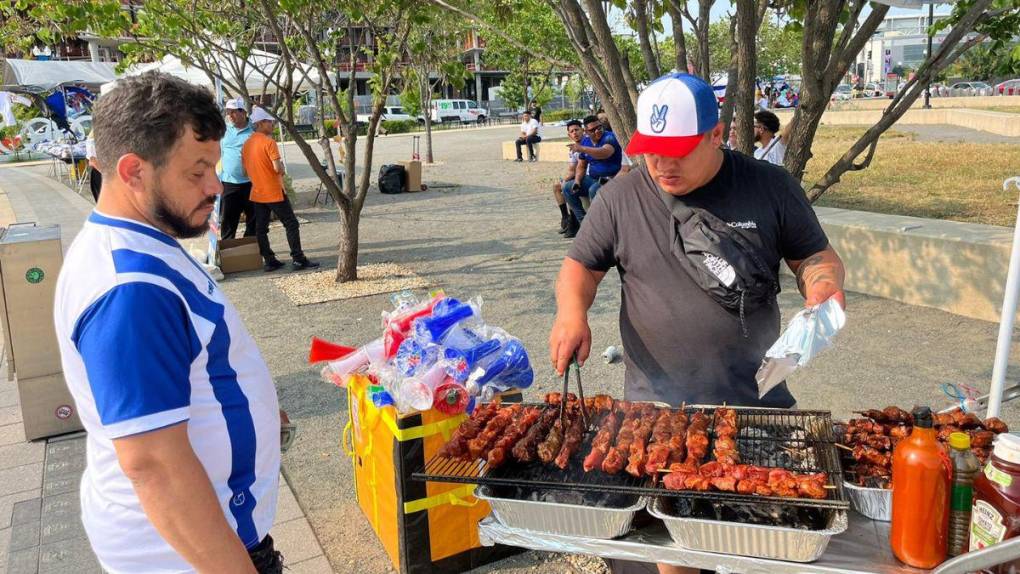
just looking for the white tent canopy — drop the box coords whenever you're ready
[102,50,322,96]
[1,59,119,93]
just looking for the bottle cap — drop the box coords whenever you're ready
[911,406,933,429]
[992,433,1020,465]
[948,432,971,450]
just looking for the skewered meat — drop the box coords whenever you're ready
[663,463,830,499]
[437,400,501,458]
[467,404,521,460]
[970,430,996,449]
[855,407,913,425]
[487,407,542,469]
[554,408,587,469]
[887,425,911,440]
[537,418,567,464]
[846,433,891,451]
[984,417,1009,434]
[713,407,740,465]
[666,410,689,465]
[846,419,886,436]
[626,408,660,476]
[543,392,576,406]
[603,404,647,474]
[852,445,892,467]
[685,412,711,464]
[795,473,829,499]
[958,412,985,430]
[938,425,961,442]
[583,411,621,472]
[591,394,615,413]
[512,407,559,462]
[641,410,674,476]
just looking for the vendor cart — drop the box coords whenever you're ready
[414,401,1020,573]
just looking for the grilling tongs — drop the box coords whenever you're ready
[560,353,590,435]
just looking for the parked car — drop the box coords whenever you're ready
[355,106,423,125]
[429,99,488,124]
[950,81,992,95]
[856,82,885,98]
[995,79,1020,96]
[831,84,853,101]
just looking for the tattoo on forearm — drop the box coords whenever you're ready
[796,254,825,292]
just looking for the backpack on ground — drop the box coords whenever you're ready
[378,164,406,194]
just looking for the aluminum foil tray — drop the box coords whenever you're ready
[648,496,848,563]
[843,482,891,522]
[475,486,645,540]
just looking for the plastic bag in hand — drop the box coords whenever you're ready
[755,298,846,399]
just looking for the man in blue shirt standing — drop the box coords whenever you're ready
[220,98,256,239]
[563,115,622,225]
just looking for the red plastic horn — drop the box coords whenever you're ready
[308,337,357,364]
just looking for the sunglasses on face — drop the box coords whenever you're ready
[584,126,603,134]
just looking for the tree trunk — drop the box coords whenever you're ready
[783,2,890,180]
[718,18,738,144]
[633,0,661,79]
[667,1,688,73]
[696,0,713,79]
[422,74,434,164]
[732,0,758,155]
[335,205,359,282]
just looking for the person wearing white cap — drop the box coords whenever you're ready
[550,72,846,569]
[220,97,256,240]
[242,106,319,271]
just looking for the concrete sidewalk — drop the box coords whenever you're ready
[0,165,330,574]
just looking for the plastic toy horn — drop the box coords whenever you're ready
[443,338,503,382]
[413,301,476,344]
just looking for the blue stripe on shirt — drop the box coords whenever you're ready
[71,282,198,426]
[109,249,261,547]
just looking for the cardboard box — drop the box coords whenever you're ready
[399,160,422,192]
[17,372,82,440]
[218,237,262,274]
[0,224,63,380]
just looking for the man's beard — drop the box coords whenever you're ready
[151,183,215,239]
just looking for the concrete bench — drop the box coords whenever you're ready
[501,138,570,162]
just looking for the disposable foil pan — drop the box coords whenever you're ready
[648,497,848,563]
[475,486,645,540]
[843,481,891,522]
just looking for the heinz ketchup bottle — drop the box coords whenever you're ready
[890,406,952,568]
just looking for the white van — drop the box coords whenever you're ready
[430,99,488,124]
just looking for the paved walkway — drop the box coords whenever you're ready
[0,165,330,574]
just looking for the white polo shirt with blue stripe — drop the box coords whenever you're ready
[54,211,280,573]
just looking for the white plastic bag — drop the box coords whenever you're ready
[755,298,846,398]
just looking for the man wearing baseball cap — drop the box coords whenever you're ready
[242,107,319,271]
[220,97,257,240]
[550,75,844,569]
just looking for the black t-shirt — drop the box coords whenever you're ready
[567,150,830,407]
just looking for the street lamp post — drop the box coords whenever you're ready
[924,3,934,109]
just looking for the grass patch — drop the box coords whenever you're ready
[804,126,1020,227]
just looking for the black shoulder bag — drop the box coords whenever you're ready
[658,189,779,337]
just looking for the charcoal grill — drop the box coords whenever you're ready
[413,404,850,510]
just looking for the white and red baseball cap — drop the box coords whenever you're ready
[625,73,719,158]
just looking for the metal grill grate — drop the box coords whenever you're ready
[413,404,849,510]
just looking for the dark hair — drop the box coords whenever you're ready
[582,115,601,127]
[565,119,582,129]
[92,72,226,171]
[754,110,780,134]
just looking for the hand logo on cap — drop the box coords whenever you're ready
[650,104,669,134]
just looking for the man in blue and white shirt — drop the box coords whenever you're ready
[54,72,283,574]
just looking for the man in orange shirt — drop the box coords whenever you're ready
[242,107,319,271]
